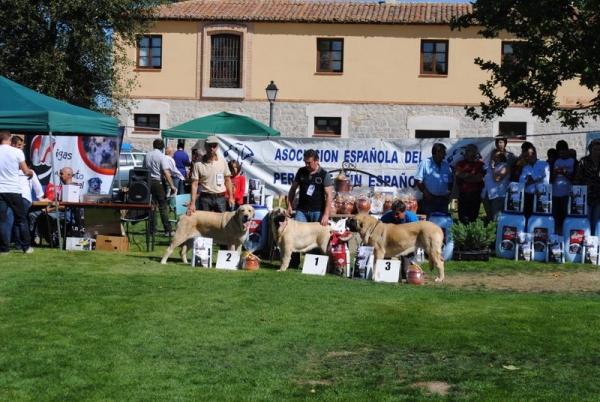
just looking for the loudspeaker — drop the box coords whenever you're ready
[127,168,151,204]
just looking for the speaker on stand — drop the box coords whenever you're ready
[127,168,152,204]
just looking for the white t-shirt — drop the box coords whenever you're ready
[19,171,44,203]
[0,144,26,193]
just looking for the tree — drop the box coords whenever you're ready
[0,0,174,115]
[452,0,600,129]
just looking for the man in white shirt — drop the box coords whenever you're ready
[0,131,34,254]
[144,139,176,236]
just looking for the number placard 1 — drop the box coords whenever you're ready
[302,253,329,276]
[215,250,241,270]
[374,259,401,283]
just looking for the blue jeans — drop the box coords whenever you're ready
[5,198,32,250]
[421,196,449,219]
[198,195,227,213]
[295,210,322,223]
[0,193,30,252]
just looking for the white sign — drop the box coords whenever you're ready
[215,250,241,270]
[374,259,401,283]
[302,253,329,276]
[218,136,495,197]
[191,237,213,268]
[28,128,124,195]
[353,246,374,280]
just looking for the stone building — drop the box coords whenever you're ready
[118,0,600,157]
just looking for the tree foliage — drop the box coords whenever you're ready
[452,0,600,129]
[0,0,174,115]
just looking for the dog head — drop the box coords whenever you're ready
[269,207,287,226]
[87,177,103,194]
[346,216,361,233]
[346,213,375,235]
[237,204,255,230]
[268,207,287,242]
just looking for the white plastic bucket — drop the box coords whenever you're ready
[428,212,454,261]
[496,211,526,259]
[526,214,555,261]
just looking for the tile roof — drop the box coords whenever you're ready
[154,0,474,24]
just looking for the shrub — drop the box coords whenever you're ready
[451,219,497,252]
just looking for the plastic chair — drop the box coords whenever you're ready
[168,193,191,237]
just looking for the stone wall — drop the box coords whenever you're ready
[122,99,600,160]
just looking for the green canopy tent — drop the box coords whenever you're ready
[0,75,119,249]
[161,111,280,140]
[0,76,118,136]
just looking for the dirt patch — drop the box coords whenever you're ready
[411,381,450,396]
[442,271,600,293]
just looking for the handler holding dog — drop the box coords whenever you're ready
[286,149,334,268]
[187,136,235,214]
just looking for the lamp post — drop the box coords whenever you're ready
[265,80,279,128]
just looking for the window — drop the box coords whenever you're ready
[499,122,527,139]
[119,154,132,167]
[210,34,241,88]
[314,117,341,137]
[317,39,343,73]
[415,130,450,139]
[502,41,530,79]
[501,41,516,65]
[133,114,160,134]
[137,35,162,69]
[420,40,448,75]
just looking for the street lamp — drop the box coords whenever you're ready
[265,80,279,128]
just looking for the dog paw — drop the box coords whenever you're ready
[434,277,444,282]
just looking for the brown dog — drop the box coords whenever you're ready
[160,205,255,264]
[346,213,445,282]
[269,207,333,271]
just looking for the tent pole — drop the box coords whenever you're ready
[49,132,63,250]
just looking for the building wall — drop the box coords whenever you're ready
[121,20,600,158]
[123,99,598,161]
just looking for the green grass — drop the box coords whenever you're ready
[1,238,599,401]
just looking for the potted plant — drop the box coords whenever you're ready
[450,219,497,261]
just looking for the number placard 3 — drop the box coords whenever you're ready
[302,253,329,276]
[374,260,401,283]
[215,250,241,270]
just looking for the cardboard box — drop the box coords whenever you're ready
[66,237,96,251]
[62,184,81,202]
[96,235,129,252]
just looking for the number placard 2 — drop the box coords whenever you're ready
[302,254,329,276]
[215,250,241,270]
[374,259,401,283]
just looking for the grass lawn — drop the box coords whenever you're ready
[1,236,599,401]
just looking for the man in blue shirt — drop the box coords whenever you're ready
[380,200,419,224]
[415,143,453,218]
[380,199,420,281]
[172,141,190,194]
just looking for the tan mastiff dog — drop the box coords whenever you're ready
[346,213,445,282]
[160,204,255,264]
[269,207,333,271]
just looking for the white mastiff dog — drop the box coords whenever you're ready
[160,205,255,264]
[269,207,333,271]
[346,213,445,282]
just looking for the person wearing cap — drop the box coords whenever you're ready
[187,136,234,214]
[144,139,176,236]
